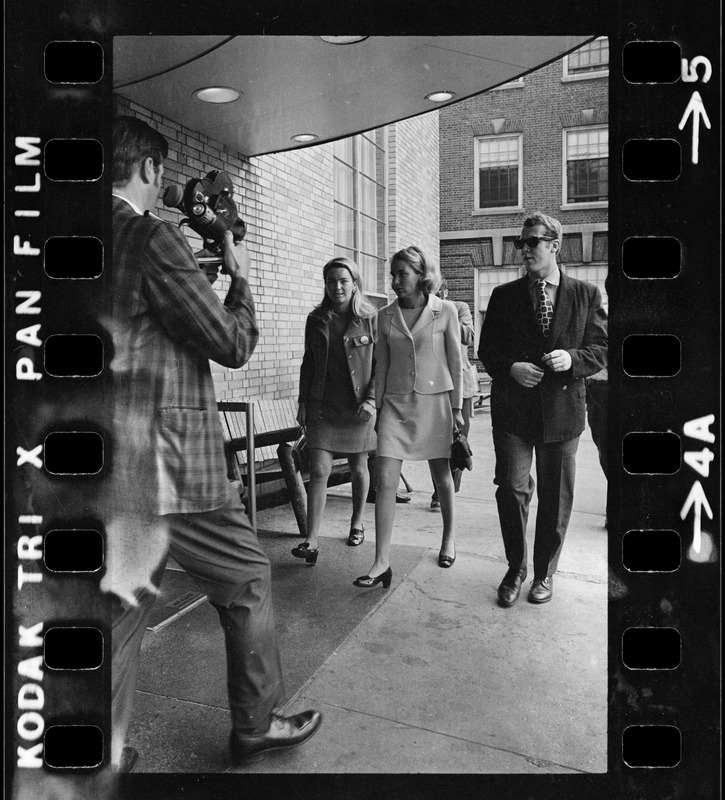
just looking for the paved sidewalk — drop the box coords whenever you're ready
[128,406,608,774]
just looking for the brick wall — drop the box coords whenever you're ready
[440,57,608,232]
[114,97,440,403]
[388,112,440,275]
[438,44,609,363]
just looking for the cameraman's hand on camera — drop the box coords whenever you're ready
[221,231,251,281]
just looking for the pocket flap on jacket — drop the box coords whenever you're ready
[350,334,373,347]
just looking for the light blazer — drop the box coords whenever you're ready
[298,308,377,407]
[478,271,607,442]
[376,294,463,409]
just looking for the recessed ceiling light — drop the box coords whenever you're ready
[426,91,456,103]
[193,86,240,104]
[292,133,319,143]
[319,36,369,45]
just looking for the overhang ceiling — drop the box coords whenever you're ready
[114,36,593,157]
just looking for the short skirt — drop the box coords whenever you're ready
[376,391,454,461]
[305,400,377,454]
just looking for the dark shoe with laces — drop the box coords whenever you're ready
[230,710,323,765]
[497,567,527,607]
[528,577,553,604]
[291,542,319,564]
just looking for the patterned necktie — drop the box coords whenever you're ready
[535,278,554,337]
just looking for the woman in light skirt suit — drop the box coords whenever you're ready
[293,257,377,564]
[354,247,463,588]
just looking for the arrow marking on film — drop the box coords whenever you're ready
[680,480,713,553]
[678,91,711,165]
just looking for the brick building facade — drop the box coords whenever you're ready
[438,38,609,363]
[114,96,440,403]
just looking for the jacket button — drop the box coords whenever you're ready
[563,385,568,391]
[348,354,352,359]
[351,370,355,375]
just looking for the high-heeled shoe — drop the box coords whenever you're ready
[438,550,456,568]
[347,526,365,546]
[353,567,392,588]
[291,542,319,564]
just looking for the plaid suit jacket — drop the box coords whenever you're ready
[107,196,258,514]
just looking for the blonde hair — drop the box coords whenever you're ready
[522,211,562,241]
[390,246,441,296]
[316,256,376,320]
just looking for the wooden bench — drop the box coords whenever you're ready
[218,398,352,536]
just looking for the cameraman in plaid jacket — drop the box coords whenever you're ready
[106,116,321,770]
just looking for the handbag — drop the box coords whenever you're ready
[291,431,309,472]
[450,430,473,471]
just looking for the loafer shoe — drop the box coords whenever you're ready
[497,567,527,607]
[230,710,323,765]
[528,577,553,604]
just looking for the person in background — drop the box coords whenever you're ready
[355,246,463,588]
[585,365,609,528]
[585,366,608,480]
[429,278,478,509]
[293,257,378,562]
[478,211,607,607]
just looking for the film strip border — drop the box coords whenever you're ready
[613,37,719,787]
[7,31,112,797]
[5,20,719,800]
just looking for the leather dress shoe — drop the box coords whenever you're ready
[497,567,527,607]
[230,710,323,764]
[528,577,553,604]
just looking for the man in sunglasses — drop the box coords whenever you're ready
[478,211,607,606]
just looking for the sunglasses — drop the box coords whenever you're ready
[513,235,557,250]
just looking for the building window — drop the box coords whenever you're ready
[563,37,609,80]
[333,128,387,295]
[592,231,608,261]
[563,127,608,205]
[502,236,521,265]
[475,134,522,211]
[560,233,583,264]
[490,76,524,91]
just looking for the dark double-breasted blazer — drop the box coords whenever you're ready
[478,271,607,442]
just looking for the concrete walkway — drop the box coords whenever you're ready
[127,406,608,774]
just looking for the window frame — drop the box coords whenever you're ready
[562,36,609,81]
[333,128,389,299]
[490,76,525,91]
[561,125,609,209]
[473,132,523,215]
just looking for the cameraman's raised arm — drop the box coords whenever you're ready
[141,221,258,369]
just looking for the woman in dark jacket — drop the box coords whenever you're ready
[293,257,378,564]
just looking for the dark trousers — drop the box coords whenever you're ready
[492,428,579,579]
[111,488,284,760]
[585,379,608,479]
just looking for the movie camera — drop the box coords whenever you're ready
[162,170,246,268]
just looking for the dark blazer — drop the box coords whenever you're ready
[298,308,377,408]
[478,271,607,442]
